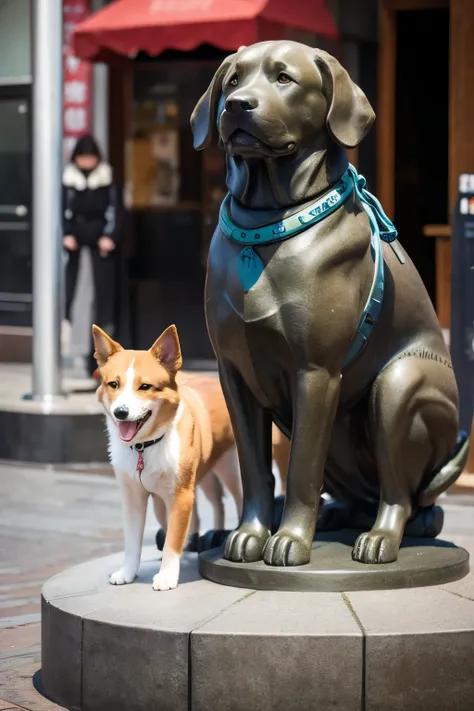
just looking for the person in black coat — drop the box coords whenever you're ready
[62,135,121,376]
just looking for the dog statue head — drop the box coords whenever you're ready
[191,41,375,209]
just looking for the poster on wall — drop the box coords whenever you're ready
[63,1,92,165]
[124,129,180,208]
[151,129,180,205]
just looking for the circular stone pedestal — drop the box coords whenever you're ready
[199,532,470,592]
[42,544,474,711]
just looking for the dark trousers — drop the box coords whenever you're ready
[65,247,116,374]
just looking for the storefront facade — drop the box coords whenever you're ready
[112,54,232,361]
[75,0,378,362]
[0,0,32,353]
[377,0,474,331]
[0,0,107,361]
[0,0,377,363]
[377,0,474,470]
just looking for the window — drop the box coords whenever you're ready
[0,0,31,81]
[125,61,224,210]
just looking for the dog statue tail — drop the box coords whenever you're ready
[418,425,471,507]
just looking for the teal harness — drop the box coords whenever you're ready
[218,164,401,369]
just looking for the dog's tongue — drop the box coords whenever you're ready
[118,420,140,442]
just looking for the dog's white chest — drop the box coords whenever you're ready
[106,419,181,497]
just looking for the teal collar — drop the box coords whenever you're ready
[219,165,398,247]
[219,164,401,370]
[219,170,355,245]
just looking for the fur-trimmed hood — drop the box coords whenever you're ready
[63,162,113,191]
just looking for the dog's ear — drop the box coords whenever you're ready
[315,50,375,149]
[92,325,123,367]
[190,54,235,151]
[149,325,183,375]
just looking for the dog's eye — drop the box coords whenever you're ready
[108,381,118,389]
[229,74,238,87]
[277,73,292,85]
[139,384,152,391]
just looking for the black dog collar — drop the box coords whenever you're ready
[130,434,165,452]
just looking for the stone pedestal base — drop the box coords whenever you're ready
[41,545,474,711]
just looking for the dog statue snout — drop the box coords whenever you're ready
[225,95,258,113]
[114,405,129,421]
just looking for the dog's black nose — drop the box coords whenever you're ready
[225,96,258,113]
[114,406,129,420]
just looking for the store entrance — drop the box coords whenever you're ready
[0,85,31,327]
[114,56,227,365]
[393,7,450,311]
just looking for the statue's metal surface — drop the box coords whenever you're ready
[191,41,469,577]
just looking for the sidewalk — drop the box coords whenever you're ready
[0,461,237,710]
[0,363,99,415]
[0,361,473,708]
[0,463,122,709]
[1,459,474,709]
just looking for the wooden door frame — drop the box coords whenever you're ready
[378,0,474,476]
[377,0,449,217]
[377,0,451,328]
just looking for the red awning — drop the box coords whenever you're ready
[72,0,338,62]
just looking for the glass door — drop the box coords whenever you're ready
[0,86,32,326]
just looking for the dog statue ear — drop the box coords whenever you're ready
[315,50,375,149]
[150,324,183,375]
[92,325,123,367]
[190,55,235,151]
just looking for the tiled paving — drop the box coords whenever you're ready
[0,460,237,709]
[0,464,122,709]
[0,445,473,708]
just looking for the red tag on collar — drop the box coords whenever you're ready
[136,450,145,475]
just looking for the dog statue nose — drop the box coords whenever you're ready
[114,405,129,421]
[225,96,258,113]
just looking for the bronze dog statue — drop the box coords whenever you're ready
[191,40,469,567]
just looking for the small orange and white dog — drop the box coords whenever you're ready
[92,323,242,591]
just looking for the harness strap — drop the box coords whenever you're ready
[347,165,398,243]
[219,165,399,369]
[342,197,384,369]
[342,166,400,368]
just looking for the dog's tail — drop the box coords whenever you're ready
[417,428,470,507]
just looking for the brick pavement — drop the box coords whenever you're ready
[0,463,127,709]
[0,459,236,709]
[0,462,474,709]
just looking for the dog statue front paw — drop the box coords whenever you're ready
[263,530,312,566]
[224,523,270,563]
[109,566,137,585]
[352,530,400,564]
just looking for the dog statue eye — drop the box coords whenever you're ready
[277,73,292,85]
[139,384,152,391]
[108,381,118,389]
[229,75,238,87]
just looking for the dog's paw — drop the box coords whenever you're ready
[109,567,137,585]
[152,571,178,591]
[224,524,270,563]
[352,530,400,564]
[263,530,311,566]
